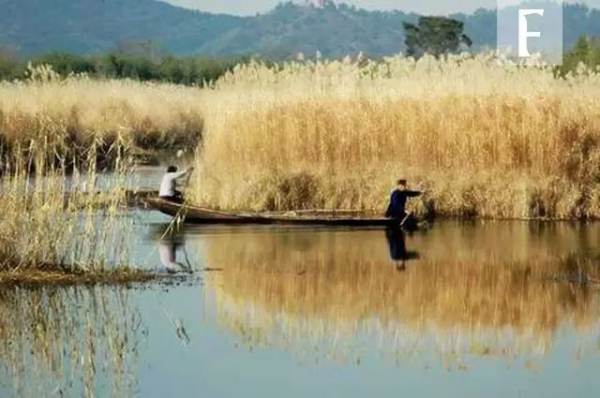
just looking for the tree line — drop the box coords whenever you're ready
[1,23,599,84]
[0,48,249,85]
[557,36,600,76]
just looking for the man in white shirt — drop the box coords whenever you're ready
[159,165,193,203]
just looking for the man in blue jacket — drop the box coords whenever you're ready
[385,179,422,223]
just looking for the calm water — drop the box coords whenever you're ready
[0,213,599,397]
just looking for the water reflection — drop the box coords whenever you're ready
[147,224,194,274]
[197,224,600,365]
[385,227,420,271]
[157,239,192,274]
[0,222,595,397]
[0,286,144,398]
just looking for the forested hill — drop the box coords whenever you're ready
[0,0,599,58]
[0,0,242,55]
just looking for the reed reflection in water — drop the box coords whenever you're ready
[199,223,600,366]
[0,286,144,398]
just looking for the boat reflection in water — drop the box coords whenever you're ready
[199,223,600,367]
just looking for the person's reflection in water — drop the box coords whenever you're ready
[385,227,420,271]
[157,238,192,274]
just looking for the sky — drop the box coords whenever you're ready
[165,0,600,16]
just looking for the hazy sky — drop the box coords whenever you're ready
[165,0,600,16]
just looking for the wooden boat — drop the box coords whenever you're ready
[145,197,420,228]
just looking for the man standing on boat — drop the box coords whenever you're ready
[159,165,194,203]
[385,179,422,225]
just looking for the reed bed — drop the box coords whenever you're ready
[190,54,600,219]
[0,137,142,278]
[201,228,600,364]
[0,68,200,279]
[0,65,205,165]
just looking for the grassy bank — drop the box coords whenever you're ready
[189,54,600,220]
[0,269,164,286]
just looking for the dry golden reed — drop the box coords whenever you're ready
[190,54,600,219]
[0,65,205,162]
[0,66,204,277]
[0,138,135,274]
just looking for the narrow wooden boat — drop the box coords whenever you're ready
[145,197,415,227]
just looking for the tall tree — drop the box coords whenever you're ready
[403,16,472,58]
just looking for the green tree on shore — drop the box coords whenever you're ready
[403,17,472,58]
[558,35,600,76]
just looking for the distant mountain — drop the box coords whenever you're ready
[199,2,419,58]
[0,0,242,55]
[1,0,600,58]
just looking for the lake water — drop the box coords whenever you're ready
[0,213,599,397]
